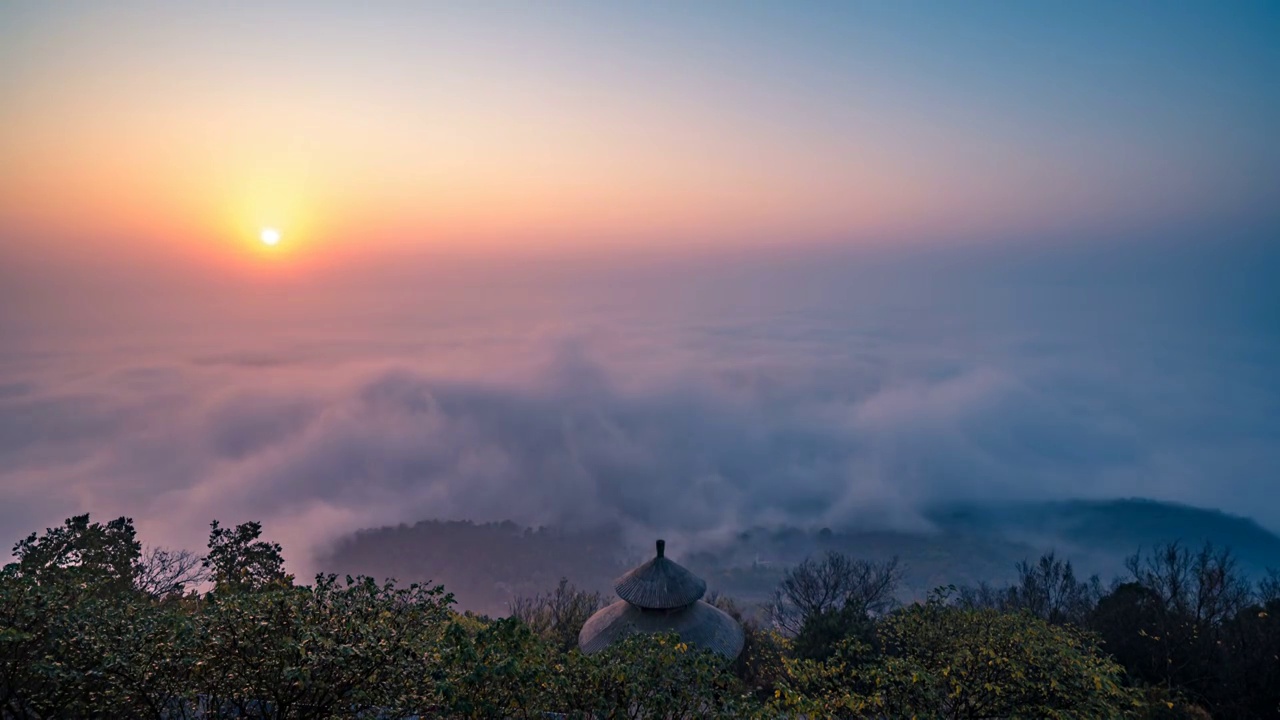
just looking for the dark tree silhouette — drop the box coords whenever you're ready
[767,551,899,635]
[203,520,291,593]
[135,546,209,598]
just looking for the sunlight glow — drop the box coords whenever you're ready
[260,227,281,246]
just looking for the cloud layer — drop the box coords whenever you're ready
[2,242,1278,575]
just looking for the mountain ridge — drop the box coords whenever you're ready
[318,498,1280,616]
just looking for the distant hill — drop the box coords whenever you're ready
[925,498,1280,578]
[317,499,1280,616]
[319,520,632,616]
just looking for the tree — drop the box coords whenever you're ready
[135,546,209,598]
[1086,541,1274,718]
[710,594,790,702]
[956,551,1102,627]
[776,594,1133,719]
[1089,581,1167,683]
[559,633,757,720]
[28,589,200,719]
[203,520,291,593]
[191,574,454,719]
[791,603,878,662]
[1214,595,1280,720]
[1258,568,1280,605]
[508,576,602,652]
[1006,551,1102,626]
[1124,542,1251,630]
[10,514,141,594]
[1,526,198,718]
[768,551,899,636]
[1105,542,1250,699]
[435,617,558,719]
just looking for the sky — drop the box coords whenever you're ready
[3,2,1278,266]
[1,2,1278,570]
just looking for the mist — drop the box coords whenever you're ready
[2,235,1278,575]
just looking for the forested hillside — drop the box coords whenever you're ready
[321,499,1280,616]
[4,513,1279,718]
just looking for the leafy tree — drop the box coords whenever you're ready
[710,594,790,702]
[559,633,758,720]
[10,515,1280,720]
[189,574,453,719]
[777,594,1133,719]
[30,590,199,719]
[435,617,558,719]
[0,563,59,718]
[203,520,292,593]
[10,514,141,594]
[791,603,878,662]
[1,523,198,718]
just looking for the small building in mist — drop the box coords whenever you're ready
[578,539,744,660]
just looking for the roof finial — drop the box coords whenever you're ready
[656,538,665,558]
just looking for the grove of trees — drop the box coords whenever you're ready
[2,514,1278,718]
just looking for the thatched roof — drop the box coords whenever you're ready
[613,539,706,610]
[577,599,745,660]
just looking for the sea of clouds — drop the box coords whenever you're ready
[2,239,1277,575]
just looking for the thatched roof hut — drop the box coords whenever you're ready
[578,539,744,660]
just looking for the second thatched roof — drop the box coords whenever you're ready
[613,539,706,609]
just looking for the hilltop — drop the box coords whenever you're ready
[318,498,1280,616]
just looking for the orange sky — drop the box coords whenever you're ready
[2,3,1275,276]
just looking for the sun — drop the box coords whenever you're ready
[259,227,281,246]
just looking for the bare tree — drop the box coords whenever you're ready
[955,580,1012,611]
[1259,568,1280,606]
[134,546,209,598]
[1126,541,1251,627]
[1114,541,1253,694]
[767,551,900,635]
[1006,551,1102,626]
[509,577,603,652]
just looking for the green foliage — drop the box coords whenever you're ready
[190,575,454,718]
[435,617,558,718]
[10,514,141,593]
[882,599,1132,718]
[0,552,197,718]
[204,520,292,593]
[425,618,760,719]
[508,576,602,653]
[1129,686,1213,720]
[711,594,790,703]
[776,597,1133,719]
[559,633,758,720]
[792,603,878,662]
[6,516,1278,720]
